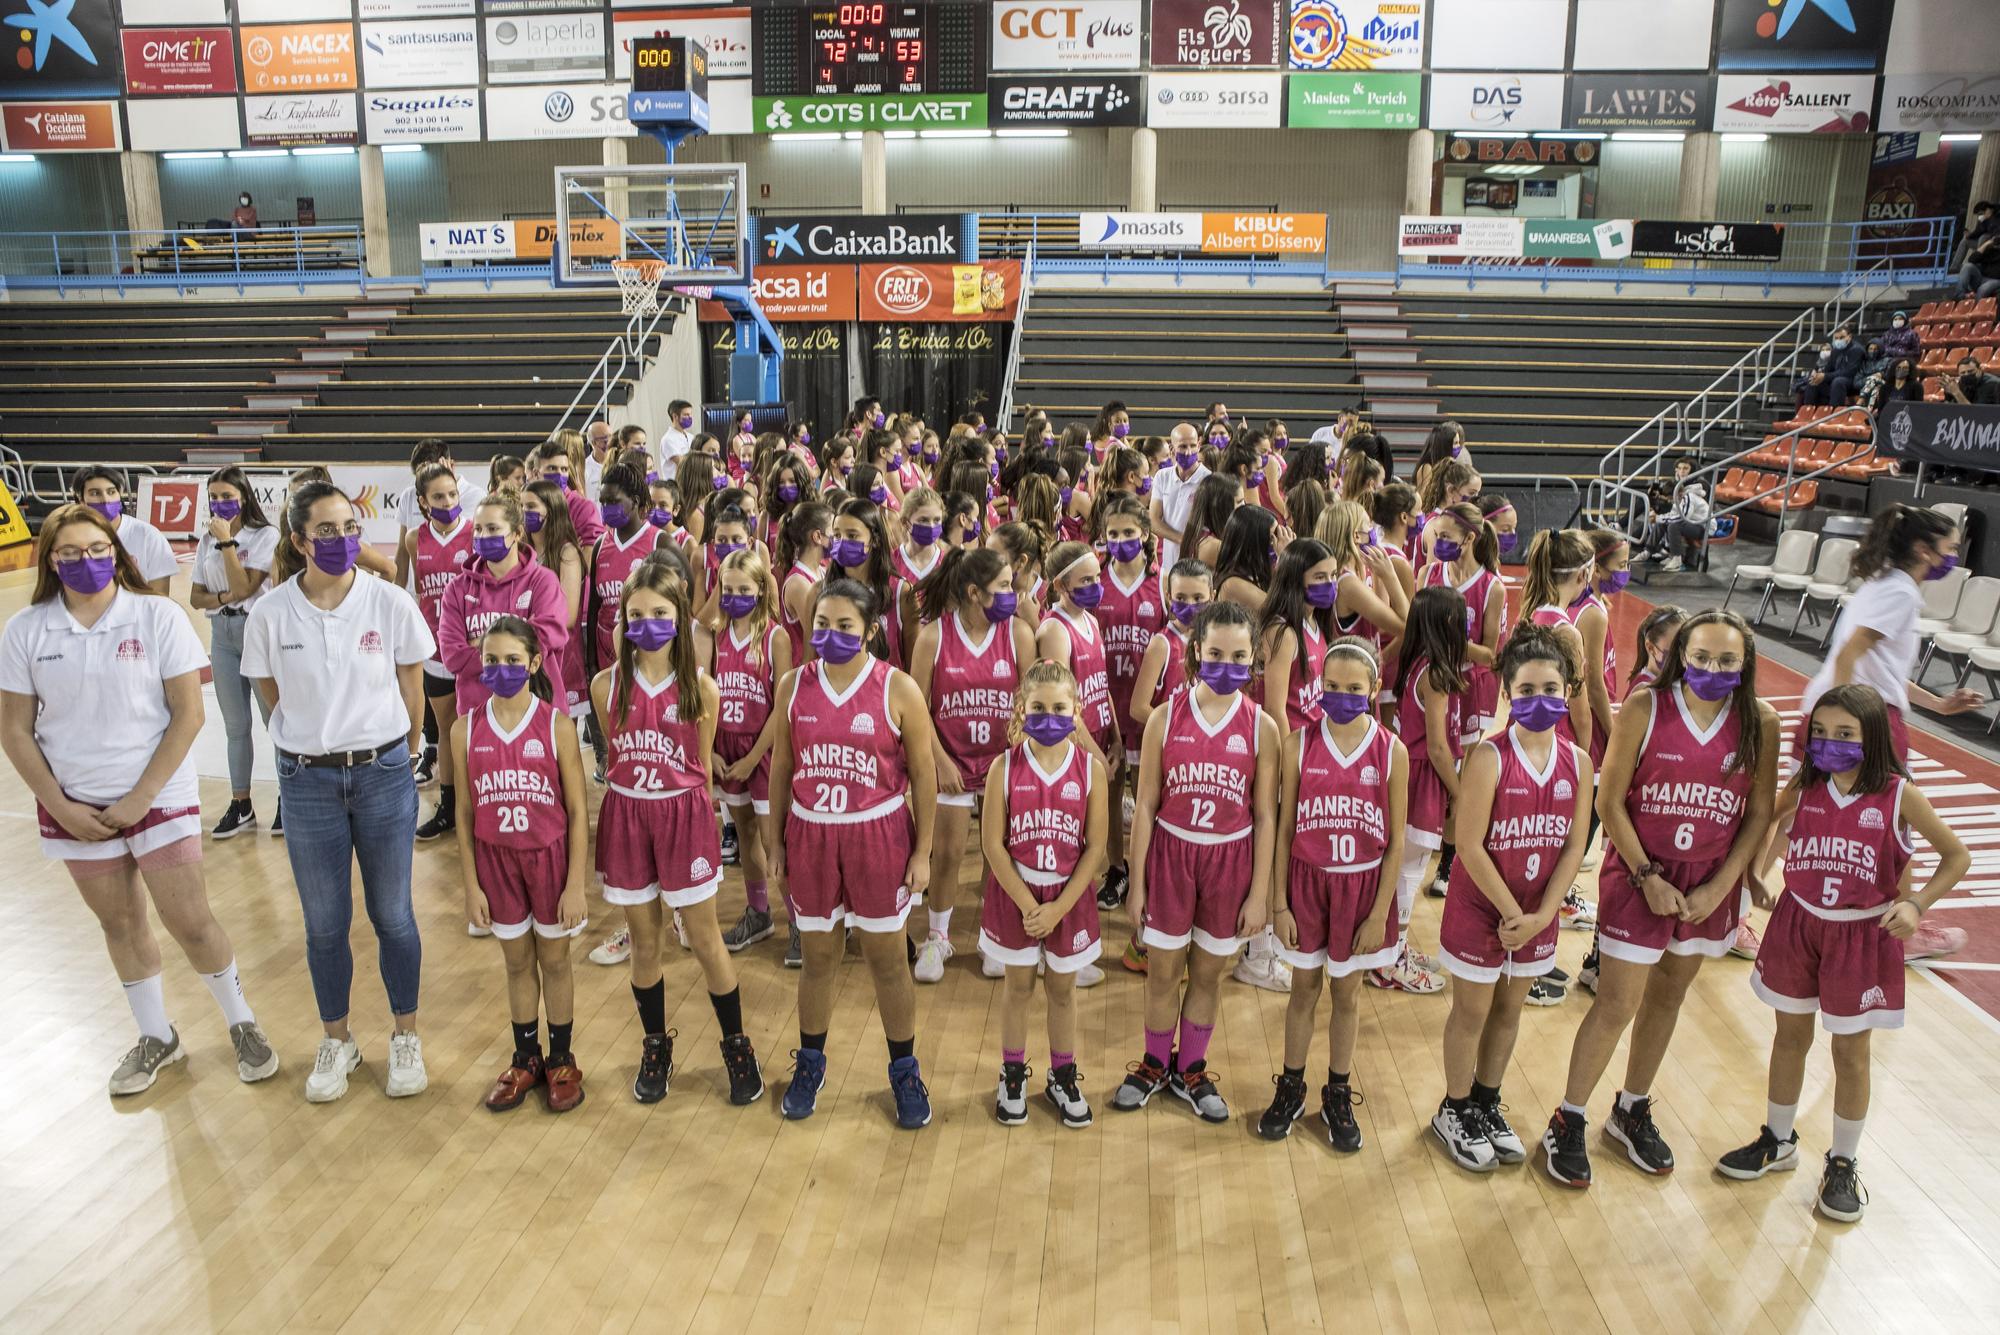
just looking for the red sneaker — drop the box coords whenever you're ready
[484,1054,543,1112]
[544,1055,586,1112]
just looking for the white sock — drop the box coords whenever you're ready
[1616,1089,1646,1113]
[928,908,952,937]
[1830,1113,1865,1160]
[1396,853,1425,925]
[1767,1101,1799,1141]
[123,974,172,1042]
[201,960,255,1028]
[1561,1100,1588,1118]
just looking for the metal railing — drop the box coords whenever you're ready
[551,289,687,439]
[996,242,1037,428]
[0,224,366,292]
[11,458,167,507]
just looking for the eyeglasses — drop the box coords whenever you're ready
[307,522,364,540]
[1685,651,1745,671]
[54,542,114,564]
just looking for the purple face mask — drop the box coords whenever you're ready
[799,428,812,446]
[88,501,122,523]
[829,538,868,569]
[1170,598,1201,626]
[1320,690,1370,724]
[430,504,461,525]
[480,663,530,699]
[1022,712,1075,747]
[1060,486,1074,508]
[1136,475,1153,497]
[209,498,241,521]
[1433,537,1463,562]
[777,483,800,505]
[600,501,631,529]
[1511,693,1568,732]
[712,473,727,491]
[57,554,116,595]
[1175,449,1199,471]
[985,591,1018,623]
[543,473,569,492]
[1807,737,1866,772]
[872,411,886,429]
[1106,536,1144,563]
[648,507,674,529]
[1600,569,1631,593]
[1112,422,1129,438]
[626,617,676,652]
[1069,581,1103,610]
[811,626,864,664]
[1497,530,1519,555]
[311,534,361,577]
[1197,659,1252,695]
[712,540,744,559]
[1928,553,1960,581]
[1248,470,1266,489]
[718,592,758,621]
[1682,667,1741,701]
[677,414,694,430]
[473,534,513,565]
[524,509,545,534]
[1305,580,1338,609]
[910,521,942,547]
[870,485,890,505]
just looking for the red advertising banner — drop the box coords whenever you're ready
[1149,0,1282,68]
[1,102,122,151]
[858,262,1024,323]
[699,265,859,321]
[122,27,239,96]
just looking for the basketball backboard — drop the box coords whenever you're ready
[552,162,748,288]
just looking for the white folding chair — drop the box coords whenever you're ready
[1925,575,2000,683]
[1962,618,2000,733]
[1726,528,1817,624]
[1934,502,1969,532]
[1789,538,1858,638]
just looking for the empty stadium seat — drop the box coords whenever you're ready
[1723,527,1816,618]
[1783,535,1855,634]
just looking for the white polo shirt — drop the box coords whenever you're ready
[113,516,180,586]
[1804,569,1920,715]
[1154,461,1211,570]
[0,589,208,807]
[241,572,437,756]
[192,523,279,617]
[657,427,692,464]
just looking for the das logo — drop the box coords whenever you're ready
[872,265,933,317]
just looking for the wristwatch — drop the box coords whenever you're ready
[1627,859,1664,888]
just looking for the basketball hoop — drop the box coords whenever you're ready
[612,258,668,317]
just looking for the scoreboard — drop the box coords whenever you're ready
[753,4,989,98]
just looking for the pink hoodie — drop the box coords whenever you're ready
[438,544,572,712]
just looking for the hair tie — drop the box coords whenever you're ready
[1553,563,1592,575]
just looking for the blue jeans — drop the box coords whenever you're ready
[208,611,272,795]
[277,741,422,1022]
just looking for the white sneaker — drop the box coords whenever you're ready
[673,909,691,950]
[590,927,632,965]
[1232,949,1293,992]
[996,1063,1029,1125]
[385,1031,428,1098]
[1432,1099,1498,1172]
[466,921,492,938]
[1074,962,1105,989]
[305,1035,361,1103]
[982,947,1006,979]
[913,932,954,983]
[1660,556,1684,573]
[1560,885,1597,930]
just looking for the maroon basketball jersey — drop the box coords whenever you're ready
[1098,565,1164,726]
[604,666,706,799]
[1148,624,1191,717]
[1784,776,1913,914]
[1002,739,1091,881]
[467,697,566,849]
[1273,615,1327,732]
[415,517,472,640]
[714,621,782,744]
[1294,716,1393,870]
[1422,562,1500,639]
[592,525,662,668]
[931,611,1018,775]
[890,541,940,589]
[1395,655,1466,762]
[779,559,823,662]
[1156,689,1257,840]
[1625,686,1752,861]
[1468,729,1582,914]
[787,657,907,820]
[1046,605,1115,745]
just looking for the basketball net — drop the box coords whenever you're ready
[612,258,668,317]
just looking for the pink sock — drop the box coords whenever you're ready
[1050,1049,1074,1071]
[746,878,769,913]
[1003,1047,1025,1066]
[781,886,796,917]
[1144,1026,1174,1067]
[1177,1018,1215,1070]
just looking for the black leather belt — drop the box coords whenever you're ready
[282,741,401,769]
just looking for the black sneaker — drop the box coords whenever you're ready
[1815,1153,1867,1222]
[633,1031,674,1104]
[1256,1071,1307,1141]
[997,1059,1030,1125]
[1097,863,1128,910]
[1540,1108,1593,1188]
[720,1032,763,1106]
[413,746,436,787]
[1170,1062,1229,1123]
[1112,1053,1171,1111]
[721,821,740,866]
[1045,1062,1092,1127]
[1717,1125,1801,1181]
[415,804,454,842]
[1319,1081,1364,1153]
[1526,975,1568,1006]
[211,799,256,840]
[269,805,282,838]
[1607,1094,1676,1175]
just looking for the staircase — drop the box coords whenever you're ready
[1008,289,1360,435]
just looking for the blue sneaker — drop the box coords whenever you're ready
[782,1048,826,1120]
[889,1055,932,1129]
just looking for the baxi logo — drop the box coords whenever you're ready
[5,0,94,71]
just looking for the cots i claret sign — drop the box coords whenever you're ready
[752,3,987,131]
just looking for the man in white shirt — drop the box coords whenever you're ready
[73,469,178,595]
[657,399,696,463]
[584,418,614,496]
[1149,422,1209,570]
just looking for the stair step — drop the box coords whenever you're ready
[1359,371,1432,391]
[213,418,287,437]
[272,367,335,386]
[300,346,358,364]
[184,444,261,466]
[1333,280,1398,298]
[246,392,311,411]
[1374,425,1430,448]
[321,325,384,343]
[344,306,406,321]
[1338,302,1402,320]
[1343,323,1410,342]
[364,285,422,301]
[1366,397,1440,420]
[1351,347,1422,367]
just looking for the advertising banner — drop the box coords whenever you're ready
[420,220,516,261]
[510,217,622,261]
[122,1,229,21]
[138,477,202,542]
[0,101,123,151]
[860,322,1008,436]
[421,218,622,262]
[239,1,352,19]
[991,1,1144,72]
[697,265,859,321]
[1146,71,1282,128]
[1629,220,1786,261]
[1716,0,1890,71]
[1286,72,1421,127]
[1882,401,2000,472]
[1427,72,1566,131]
[1286,1,1425,71]
[482,10,607,84]
[1149,0,1281,69]
[702,322,850,438]
[1879,73,2000,134]
[859,262,1025,323]
[1570,0,1713,71]
[0,0,120,99]
[612,7,752,81]
[484,83,637,140]
[1201,212,1325,254]
[358,19,479,89]
[1079,211,1201,249]
[244,92,360,146]
[241,23,359,94]
[753,93,986,134]
[1428,0,1570,71]
[757,215,969,266]
[1446,133,1597,164]
[125,95,241,150]
[990,75,1145,126]
[364,87,481,142]
[1713,74,1876,134]
[1397,215,1524,257]
[360,1,475,14]
[122,28,237,96]
[1522,218,1634,259]
[1565,74,1713,131]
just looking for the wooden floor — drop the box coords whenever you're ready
[5,568,2000,1334]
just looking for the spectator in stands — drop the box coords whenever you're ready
[659,400,696,463]
[1881,309,1921,363]
[1859,357,1921,414]
[1858,336,1890,385]
[1944,353,2000,406]
[584,420,614,495]
[231,193,257,230]
[1807,325,1864,406]
[1642,468,1709,573]
[1953,200,2000,298]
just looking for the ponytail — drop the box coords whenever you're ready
[917,543,1006,622]
[1442,500,1499,573]
[1518,528,1592,626]
[1851,502,1955,581]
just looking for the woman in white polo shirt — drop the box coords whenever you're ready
[243,481,436,1105]
[0,504,277,1097]
[72,467,178,596]
[191,466,280,840]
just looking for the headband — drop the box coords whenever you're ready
[1053,551,1098,583]
[1484,503,1515,519]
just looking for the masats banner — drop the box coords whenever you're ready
[1287,1,1424,71]
[122,28,238,96]
[1082,212,1323,254]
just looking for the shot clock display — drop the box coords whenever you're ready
[754,4,989,99]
